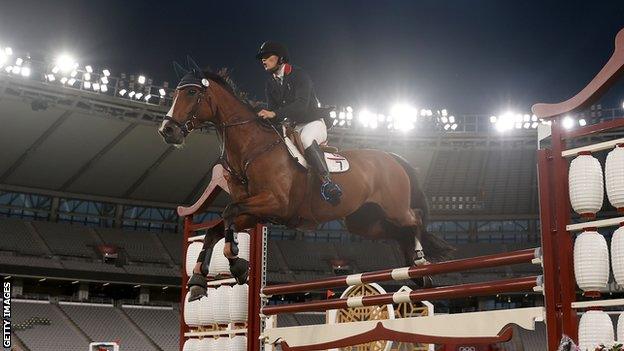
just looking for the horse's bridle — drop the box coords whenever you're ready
[164,85,284,187]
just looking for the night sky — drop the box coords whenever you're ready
[1,0,624,115]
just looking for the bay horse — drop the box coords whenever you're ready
[159,61,453,301]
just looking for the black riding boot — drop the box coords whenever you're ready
[305,141,342,205]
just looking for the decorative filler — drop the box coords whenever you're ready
[229,283,249,322]
[578,310,614,351]
[214,285,233,324]
[183,292,200,327]
[185,242,203,277]
[182,338,199,351]
[230,335,247,351]
[208,238,230,276]
[606,145,624,212]
[574,230,609,295]
[198,288,216,325]
[569,152,604,218]
[612,226,624,286]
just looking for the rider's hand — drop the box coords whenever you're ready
[258,109,276,119]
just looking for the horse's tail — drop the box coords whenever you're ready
[390,153,455,261]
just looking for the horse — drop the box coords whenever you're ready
[158,60,454,301]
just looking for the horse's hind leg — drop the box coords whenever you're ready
[389,221,433,288]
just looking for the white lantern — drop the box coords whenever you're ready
[237,232,251,261]
[198,288,216,325]
[184,292,201,327]
[197,338,213,351]
[209,238,230,276]
[578,310,614,350]
[574,230,609,294]
[229,284,248,322]
[230,335,247,351]
[606,145,624,211]
[618,313,624,342]
[214,285,232,324]
[612,226,624,286]
[213,337,230,351]
[183,338,199,351]
[186,242,204,277]
[569,152,604,218]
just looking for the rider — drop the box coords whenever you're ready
[255,41,343,205]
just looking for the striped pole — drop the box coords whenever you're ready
[262,276,539,315]
[263,248,539,296]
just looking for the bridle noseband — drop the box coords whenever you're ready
[163,86,206,137]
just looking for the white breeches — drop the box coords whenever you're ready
[295,119,327,149]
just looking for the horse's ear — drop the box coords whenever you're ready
[186,55,203,74]
[173,61,188,79]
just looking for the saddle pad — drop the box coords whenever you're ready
[284,137,350,173]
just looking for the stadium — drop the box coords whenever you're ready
[2,2,624,351]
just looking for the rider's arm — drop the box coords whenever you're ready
[265,81,278,111]
[273,70,313,122]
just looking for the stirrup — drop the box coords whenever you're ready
[321,180,342,205]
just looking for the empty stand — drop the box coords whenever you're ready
[32,221,102,258]
[123,305,179,351]
[0,219,49,255]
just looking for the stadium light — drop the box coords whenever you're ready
[579,119,587,126]
[493,111,516,132]
[92,82,100,91]
[60,77,68,84]
[83,81,91,89]
[102,69,110,77]
[68,78,76,86]
[451,123,458,130]
[15,57,23,66]
[54,54,77,73]
[46,74,56,82]
[20,67,30,77]
[138,75,146,84]
[83,72,91,81]
[128,91,136,98]
[158,88,166,97]
[101,76,109,84]
[11,66,20,75]
[4,47,12,55]
[70,70,77,77]
[144,94,152,101]
[562,116,575,129]
[100,84,108,93]
[85,65,93,73]
[390,103,417,131]
[4,66,11,73]
[119,89,127,96]
[357,109,376,128]
[135,92,143,99]
[329,111,337,118]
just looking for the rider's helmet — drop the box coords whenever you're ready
[255,41,289,63]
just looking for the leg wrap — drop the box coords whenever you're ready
[224,228,239,256]
[196,248,207,263]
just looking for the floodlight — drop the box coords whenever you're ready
[358,109,374,124]
[85,65,93,73]
[451,123,458,130]
[83,81,91,89]
[444,124,450,130]
[144,94,152,101]
[523,122,530,129]
[562,116,575,129]
[68,78,76,86]
[15,57,22,66]
[55,54,77,73]
[158,88,166,96]
[60,77,68,84]
[101,76,109,84]
[51,66,59,74]
[329,111,337,118]
[531,122,539,129]
[514,122,522,129]
[46,74,56,82]
[338,111,345,120]
[441,109,448,117]
[390,103,417,131]
[4,47,12,55]
[100,85,108,93]
[11,66,20,74]
[4,66,11,73]
[490,115,497,123]
[83,73,91,81]
[449,116,455,123]
[138,75,146,84]
[119,89,127,96]
[332,119,338,126]
[135,92,143,99]
[128,91,135,98]
[579,119,587,126]
[346,111,353,120]
[346,106,353,113]
[70,70,77,77]
[102,69,110,77]
[20,67,30,77]
[369,120,378,129]
[378,114,385,122]
[523,114,530,122]
[92,83,100,91]
[441,116,448,124]
[338,119,346,126]
[531,114,538,122]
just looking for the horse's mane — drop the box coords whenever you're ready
[203,68,260,113]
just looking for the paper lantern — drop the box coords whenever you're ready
[198,288,216,325]
[196,338,213,351]
[618,313,624,342]
[184,292,201,327]
[213,337,230,351]
[229,284,248,322]
[209,238,230,276]
[612,226,624,286]
[574,230,609,295]
[606,145,624,211]
[578,310,614,350]
[214,285,232,324]
[183,338,199,351]
[237,232,251,261]
[230,335,247,351]
[186,242,204,277]
[569,152,604,218]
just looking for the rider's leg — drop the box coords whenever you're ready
[297,119,342,204]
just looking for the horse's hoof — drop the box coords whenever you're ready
[412,276,433,289]
[187,273,207,301]
[229,257,249,285]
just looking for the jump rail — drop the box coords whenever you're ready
[262,276,540,315]
[263,248,539,296]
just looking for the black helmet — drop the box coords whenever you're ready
[256,41,289,62]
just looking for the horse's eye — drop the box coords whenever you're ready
[188,89,197,96]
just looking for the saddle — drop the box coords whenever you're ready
[282,124,349,173]
[284,124,338,154]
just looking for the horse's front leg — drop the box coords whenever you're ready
[221,191,285,284]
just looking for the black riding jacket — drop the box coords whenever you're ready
[265,64,321,125]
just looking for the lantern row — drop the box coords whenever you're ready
[578,311,624,351]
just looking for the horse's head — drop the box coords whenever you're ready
[158,58,218,145]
